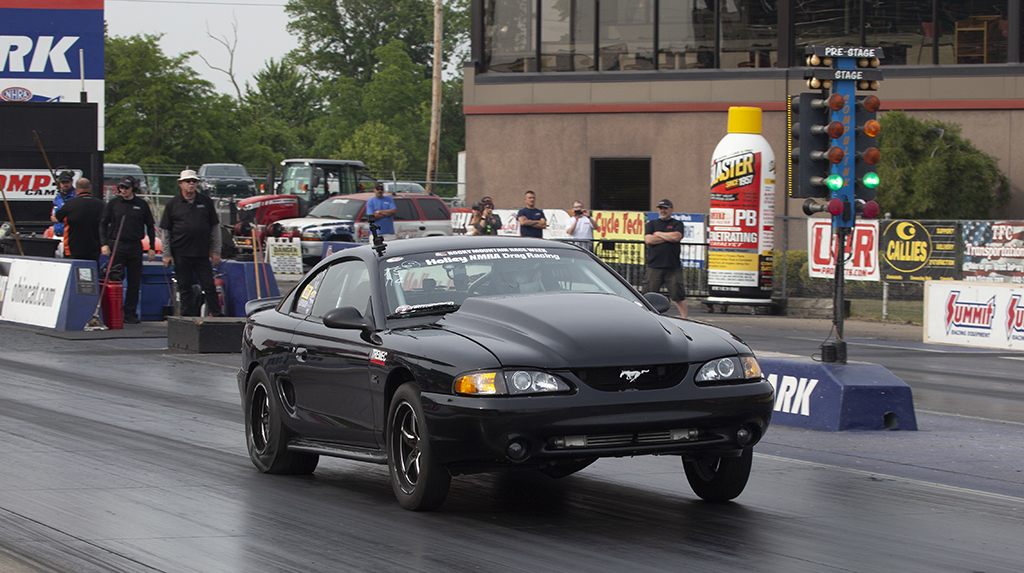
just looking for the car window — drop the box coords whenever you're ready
[294,268,328,317]
[309,198,366,219]
[310,259,372,319]
[203,165,249,177]
[417,198,450,220]
[394,198,417,221]
[381,246,640,315]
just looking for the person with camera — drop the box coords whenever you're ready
[473,200,501,236]
[565,200,595,248]
[100,176,157,324]
[51,170,77,238]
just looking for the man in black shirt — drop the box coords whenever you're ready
[644,198,687,318]
[100,176,157,324]
[52,178,103,261]
[160,169,223,317]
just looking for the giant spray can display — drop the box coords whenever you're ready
[707,107,775,305]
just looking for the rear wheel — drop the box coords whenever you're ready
[245,367,319,475]
[387,383,451,511]
[682,448,752,502]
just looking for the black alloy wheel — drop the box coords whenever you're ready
[387,383,451,511]
[245,367,318,475]
[682,447,753,502]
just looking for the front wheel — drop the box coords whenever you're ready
[245,367,319,475]
[682,448,752,502]
[387,383,451,511]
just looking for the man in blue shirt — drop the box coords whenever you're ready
[366,182,398,239]
[51,170,76,237]
[517,190,546,238]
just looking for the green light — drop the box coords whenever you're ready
[825,174,844,191]
[862,172,880,189]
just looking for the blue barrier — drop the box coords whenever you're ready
[221,260,279,317]
[759,357,918,431]
[0,255,100,331]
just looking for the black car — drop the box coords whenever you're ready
[198,163,256,198]
[238,236,773,511]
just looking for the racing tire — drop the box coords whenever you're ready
[245,367,319,475]
[387,383,451,511]
[540,457,597,479]
[682,447,752,502]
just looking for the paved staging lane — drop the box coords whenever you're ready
[0,324,1022,572]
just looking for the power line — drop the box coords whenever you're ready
[107,0,286,7]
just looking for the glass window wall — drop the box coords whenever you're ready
[540,0,597,71]
[658,1,715,69]
[599,0,655,71]
[720,0,778,68]
[485,0,539,72]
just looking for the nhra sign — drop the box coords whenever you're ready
[807,220,880,281]
[1,0,106,148]
[924,280,1024,350]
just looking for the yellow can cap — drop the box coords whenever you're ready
[727,106,762,134]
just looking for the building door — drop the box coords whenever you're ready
[591,158,651,210]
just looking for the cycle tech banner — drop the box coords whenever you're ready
[924,280,1024,350]
[708,150,775,299]
[961,220,1024,284]
[807,220,880,281]
[880,220,958,282]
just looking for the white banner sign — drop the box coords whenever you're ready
[266,238,303,275]
[0,257,70,328]
[807,220,880,281]
[925,280,1024,350]
[0,169,82,201]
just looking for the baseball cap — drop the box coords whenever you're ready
[374,182,384,191]
[118,176,136,189]
[178,169,200,182]
[657,199,673,209]
[57,170,74,182]
[481,196,493,204]
[472,201,483,210]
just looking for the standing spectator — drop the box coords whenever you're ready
[366,182,397,239]
[51,170,76,238]
[161,169,223,317]
[565,200,595,248]
[474,201,502,236]
[467,202,484,235]
[52,178,104,261]
[100,176,157,324]
[644,199,687,318]
[517,190,546,238]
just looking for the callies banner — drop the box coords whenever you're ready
[879,220,958,282]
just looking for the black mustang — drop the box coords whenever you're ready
[239,236,773,510]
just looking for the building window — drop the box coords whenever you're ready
[485,0,539,72]
[540,0,596,71]
[592,159,651,211]
[599,0,655,71]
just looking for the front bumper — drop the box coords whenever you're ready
[421,380,774,474]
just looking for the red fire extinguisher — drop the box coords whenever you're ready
[213,268,228,315]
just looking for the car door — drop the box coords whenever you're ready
[415,197,452,236]
[287,258,377,447]
[393,197,423,238]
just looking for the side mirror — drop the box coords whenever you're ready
[311,172,320,188]
[323,304,379,343]
[643,292,672,314]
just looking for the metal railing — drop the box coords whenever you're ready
[554,238,710,297]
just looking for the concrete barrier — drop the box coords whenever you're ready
[759,356,917,431]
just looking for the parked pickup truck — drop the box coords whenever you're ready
[198,163,256,198]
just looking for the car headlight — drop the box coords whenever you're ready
[300,231,321,241]
[454,370,571,396]
[694,355,762,385]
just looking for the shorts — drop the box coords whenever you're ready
[645,267,686,302]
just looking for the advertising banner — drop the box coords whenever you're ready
[807,220,880,281]
[880,220,958,282]
[924,280,1024,350]
[961,220,1024,284]
[708,149,774,298]
[0,0,106,148]
[0,256,70,328]
[493,209,570,240]
[0,168,81,202]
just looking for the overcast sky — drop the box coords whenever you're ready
[104,0,299,97]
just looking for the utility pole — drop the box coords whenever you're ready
[426,0,443,194]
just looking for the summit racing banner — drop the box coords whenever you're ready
[807,220,879,281]
[924,280,1024,350]
[880,220,958,282]
[961,220,1024,284]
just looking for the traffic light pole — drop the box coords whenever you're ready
[832,226,847,362]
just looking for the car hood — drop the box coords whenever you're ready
[433,292,746,369]
[276,217,356,231]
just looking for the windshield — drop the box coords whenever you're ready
[308,197,366,219]
[203,165,249,178]
[380,246,640,316]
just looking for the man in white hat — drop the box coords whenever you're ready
[160,169,223,316]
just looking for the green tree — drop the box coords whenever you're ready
[105,33,237,165]
[337,121,411,171]
[284,0,468,85]
[236,59,326,166]
[876,111,1010,219]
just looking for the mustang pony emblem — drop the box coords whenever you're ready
[619,369,650,383]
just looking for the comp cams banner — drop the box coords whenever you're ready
[924,280,1024,350]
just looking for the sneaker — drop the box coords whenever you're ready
[124,315,141,324]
